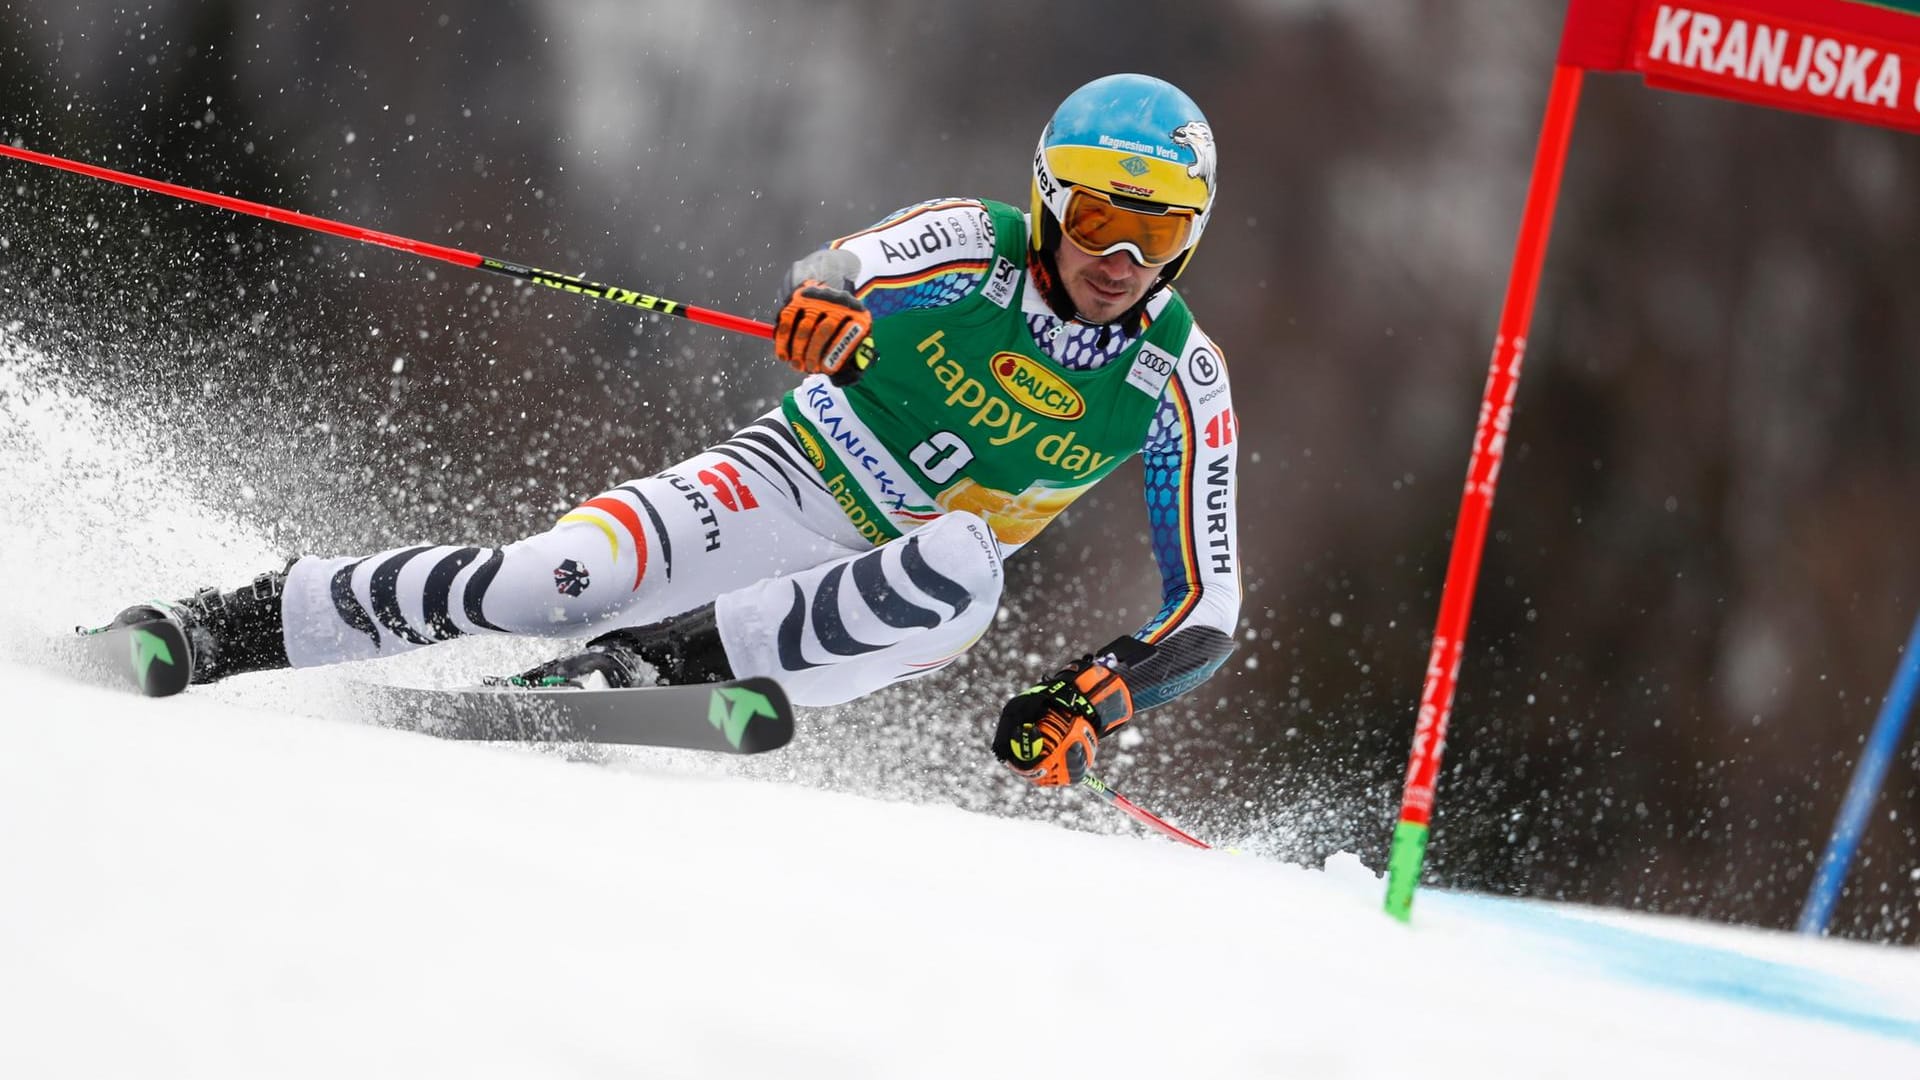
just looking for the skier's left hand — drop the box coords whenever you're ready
[992,655,1136,787]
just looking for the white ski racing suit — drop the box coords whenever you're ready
[280,199,1242,708]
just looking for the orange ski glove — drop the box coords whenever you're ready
[993,646,1149,787]
[772,249,874,386]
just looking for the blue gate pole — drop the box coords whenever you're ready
[1797,608,1920,935]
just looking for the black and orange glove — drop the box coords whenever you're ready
[992,637,1155,787]
[773,248,874,386]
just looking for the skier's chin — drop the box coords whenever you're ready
[1066,281,1139,324]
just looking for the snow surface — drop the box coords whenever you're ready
[5,337,1920,1077]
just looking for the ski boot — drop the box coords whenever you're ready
[101,568,292,685]
[503,603,733,690]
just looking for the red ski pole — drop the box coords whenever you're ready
[1080,773,1210,849]
[0,141,773,339]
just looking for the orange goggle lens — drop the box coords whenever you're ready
[1059,186,1196,267]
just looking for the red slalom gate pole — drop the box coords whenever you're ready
[1383,64,1584,922]
[0,141,773,339]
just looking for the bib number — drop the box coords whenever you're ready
[908,431,974,485]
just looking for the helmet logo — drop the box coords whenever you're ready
[1172,121,1216,187]
[1117,155,1151,177]
[1033,146,1061,202]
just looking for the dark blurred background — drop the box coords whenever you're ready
[2,1,1915,941]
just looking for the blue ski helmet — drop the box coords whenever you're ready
[1031,74,1217,281]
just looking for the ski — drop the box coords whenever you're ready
[70,613,194,697]
[360,677,795,754]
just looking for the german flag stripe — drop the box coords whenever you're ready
[1146,380,1202,644]
[561,495,650,590]
[856,258,991,298]
[830,200,977,245]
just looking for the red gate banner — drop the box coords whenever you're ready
[1561,0,1920,132]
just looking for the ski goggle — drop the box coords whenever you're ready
[1058,185,1198,268]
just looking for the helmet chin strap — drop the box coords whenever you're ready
[1030,211,1166,339]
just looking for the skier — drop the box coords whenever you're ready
[99,73,1241,787]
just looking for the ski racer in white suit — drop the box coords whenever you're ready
[103,73,1242,788]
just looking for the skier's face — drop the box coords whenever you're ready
[1053,242,1159,324]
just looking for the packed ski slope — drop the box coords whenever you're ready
[6,342,1920,1078]
[3,656,1919,1079]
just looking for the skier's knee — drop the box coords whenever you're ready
[907,511,1004,636]
[485,521,635,633]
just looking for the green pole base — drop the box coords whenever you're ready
[1384,820,1430,922]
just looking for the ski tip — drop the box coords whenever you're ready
[715,677,796,753]
[69,615,194,697]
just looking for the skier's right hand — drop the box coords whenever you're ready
[774,249,874,386]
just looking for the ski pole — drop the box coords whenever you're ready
[0,141,773,339]
[1079,772,1210,849]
